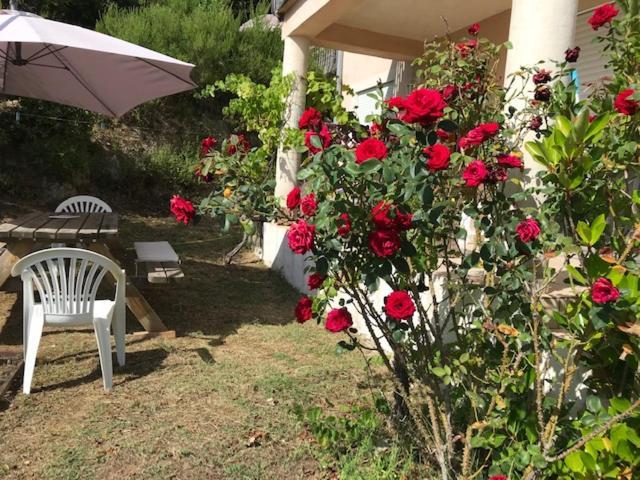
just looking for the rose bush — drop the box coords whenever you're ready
[286,4,640,479]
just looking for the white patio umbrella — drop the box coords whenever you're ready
[0,7,197,117]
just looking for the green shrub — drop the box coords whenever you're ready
[97,0,282,86]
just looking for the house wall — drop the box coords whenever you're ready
[339,0,603,119]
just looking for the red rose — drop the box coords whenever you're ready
[489,476,507,480]
[455,39,478,57]
[497,154,523,168]
[200,136,216,156]
[170,195,195,225]
[286,187,301,210]
[459,122,499,149]
[534,85,551,102]
[325,307,353,333]
[442,84,458,101]
[295,296,313,323]
[591,277,620,304]
[395,210,413,231]
[588,3,618,30]
[301,193,318,217]
[355,137,388,164]
[480,122,500,137]
[385,291,416,321]
[529,115,543,131]
[533,69,552,85]
[287,219,315,254]
[337,213,351,237]
[436,129,451,140]
[565,46,580,62]
[387,96,405,111]
[226,134,250,155]
[369,122,383,136]
[423,143,451,172]
[305,124,331,154]
[299,107,323,129]
[515,218,541,243]
[371,201,395,229]
[307,272,326,290]
[462,160,489,187]
[368,229,401,257]
[468,23,480,35]
[489,166,508,183]
[614,89,638,115]
[400,88,446,126]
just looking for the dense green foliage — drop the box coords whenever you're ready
[97,0,282,86]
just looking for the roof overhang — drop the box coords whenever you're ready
[280,0,511,59]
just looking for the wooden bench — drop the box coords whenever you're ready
[134,241,184,284]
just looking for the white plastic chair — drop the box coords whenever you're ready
[11,248,126,394]
[55,195,112,214]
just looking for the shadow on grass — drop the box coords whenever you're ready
[31,347,169,394]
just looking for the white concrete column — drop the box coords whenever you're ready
[504,0,579,180]
[275,35,310,203]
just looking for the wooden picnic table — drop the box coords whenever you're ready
[0,212,174,338]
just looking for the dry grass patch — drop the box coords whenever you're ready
[0,215,379,480]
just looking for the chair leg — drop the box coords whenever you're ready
[113,312,126,367]
[23,317,44,395]
[93,318,113,392]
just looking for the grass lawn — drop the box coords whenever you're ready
[0,215,380,479]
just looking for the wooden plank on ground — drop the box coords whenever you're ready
[77,213,105,242]
[11,213,51,240]
[99,213,119,240]
[0,212,42,239]
[55,214,89,241]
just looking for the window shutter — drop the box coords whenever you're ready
[574,10,613,98]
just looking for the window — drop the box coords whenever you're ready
[574,9,613,99]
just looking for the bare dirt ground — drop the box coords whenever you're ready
[0,215,376,480]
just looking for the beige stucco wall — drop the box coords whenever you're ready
[341,53,395,111]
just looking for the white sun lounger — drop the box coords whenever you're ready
[134,241,184,284]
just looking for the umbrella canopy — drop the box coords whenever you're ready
[0,9,197,117]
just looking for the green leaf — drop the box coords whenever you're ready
[309,133,322,149]
[431,367,447,377]
[566,265,587,285]
[358,159,383,174]
[590,214,606,244]
[585,113,610,142]
[565,451,584,473]
[555,116,572,138]
[525,141,550,168]
[586,395,602,413]
[576,220,592,245]
[297,167,314,180]
[387,122,411,137]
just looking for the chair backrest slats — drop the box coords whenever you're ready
[55,196,112,214]
[11,248,124,319]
